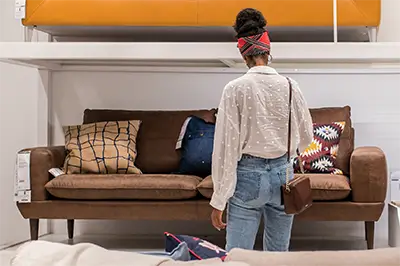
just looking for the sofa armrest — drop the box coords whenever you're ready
[21,146,66,201]
[350,147,387,203]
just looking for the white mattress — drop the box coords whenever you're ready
[0,250,16,266]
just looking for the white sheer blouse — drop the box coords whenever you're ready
[210,66,313,211]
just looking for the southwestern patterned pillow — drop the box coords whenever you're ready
[63,121,142,174]
[294,122,346,175]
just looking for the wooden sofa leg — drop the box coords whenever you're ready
[364,222,368,240]
[365,221,375,249]
[67,219,74,240]
[30,219,39,240]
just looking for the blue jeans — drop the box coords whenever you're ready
[226,154,294,252]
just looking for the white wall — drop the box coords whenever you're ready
[50,69,400,242]
[0,0,48,247]
[378,0,400,41]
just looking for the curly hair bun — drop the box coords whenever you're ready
[234,8,267,38]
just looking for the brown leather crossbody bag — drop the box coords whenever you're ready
[281,77,313,215]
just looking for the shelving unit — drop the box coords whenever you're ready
[1,41,399,155]
[1,42,399,71]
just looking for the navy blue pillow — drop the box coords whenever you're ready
[165,232,227,261]
[177,116,215,177]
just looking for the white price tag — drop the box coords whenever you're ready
[15,6,26,19]
[15,0,26,19]
[391,171,400,201]
[15,151,31,191]
[14,151,31,203]
[15,0,26,6]
[14,190,31,203]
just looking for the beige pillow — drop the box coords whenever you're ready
[63,121,142,174]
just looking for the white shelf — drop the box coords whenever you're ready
[0,42,399,71]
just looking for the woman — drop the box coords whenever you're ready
[210,8,313,252]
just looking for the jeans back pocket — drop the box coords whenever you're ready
[233,169,262,203]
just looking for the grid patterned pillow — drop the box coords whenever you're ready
[63,121,142,174]
[294,122,346,175]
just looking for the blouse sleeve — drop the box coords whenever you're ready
[210,86,241,211]
[291,79,314,153]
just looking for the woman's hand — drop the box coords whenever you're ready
[211,208,226,231]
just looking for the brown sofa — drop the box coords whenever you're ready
[17,106,388,249]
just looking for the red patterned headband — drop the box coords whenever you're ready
[237,31,271,56]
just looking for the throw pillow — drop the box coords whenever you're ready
[176,116,215,177]
[63,120,142,174]
[164,232,227,261]
[294,122,346,174]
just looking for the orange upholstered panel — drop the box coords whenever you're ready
[23,0,381,27]
[23,0,198,26]
[198,0,381,27]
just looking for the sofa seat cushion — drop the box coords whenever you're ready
[197,174,351,201]
[197,176,214,199]
[45,174,202,200]
[308,174,351,200]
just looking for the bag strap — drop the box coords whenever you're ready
[286,77,293,164]
[285,78,305,192]
[285,78,293,192]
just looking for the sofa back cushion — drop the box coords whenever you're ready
[309,106,354,175]
[83,109,217,174]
